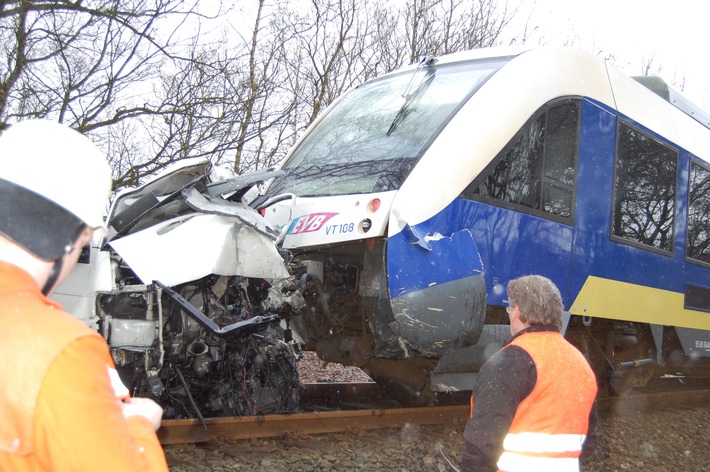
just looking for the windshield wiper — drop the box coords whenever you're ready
[387,55,437,136]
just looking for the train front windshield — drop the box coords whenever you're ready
[266,57,510,197]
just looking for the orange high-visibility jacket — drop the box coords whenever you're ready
[0,261,168,471]
[496,331,597,472]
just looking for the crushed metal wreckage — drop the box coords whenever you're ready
[53,159,306,421]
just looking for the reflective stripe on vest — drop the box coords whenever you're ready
[497,452,581,472]
[503,432,586,454]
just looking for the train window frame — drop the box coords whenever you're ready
[462,97,581,225]
[610,121,678,255]
[264,57,510,198]
[686,157,710,267]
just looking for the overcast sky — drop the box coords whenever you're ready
[505,0,710,112]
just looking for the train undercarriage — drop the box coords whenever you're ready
[286,238,710,404]
[567,318,710,396]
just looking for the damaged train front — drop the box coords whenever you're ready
[52,159,306,419]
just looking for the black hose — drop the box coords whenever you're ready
[174,366,208,430]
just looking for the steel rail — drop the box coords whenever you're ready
[157,382,710,445]
[158,405,469,445]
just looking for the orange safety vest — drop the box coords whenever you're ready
[496,331,597,472]
[0,261,168,471]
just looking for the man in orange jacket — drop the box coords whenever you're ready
[0,120,169,471]
[460,275,597,472]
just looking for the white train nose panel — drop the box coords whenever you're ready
[262,191,396,249]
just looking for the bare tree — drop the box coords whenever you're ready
[1,0,523,190]
[274,0,380,136]
[399,0,517,63]
[0,0,229,186]
[230,0,294,173]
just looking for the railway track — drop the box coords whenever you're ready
[158,380,710,445]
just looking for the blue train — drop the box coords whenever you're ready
[253,47,710,404]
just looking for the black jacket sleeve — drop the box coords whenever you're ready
[460,346,536,472]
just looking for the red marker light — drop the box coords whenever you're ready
[368,198,381,213]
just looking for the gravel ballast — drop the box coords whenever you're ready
[164,352,710,471]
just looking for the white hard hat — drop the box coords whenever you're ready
[0,119,113,260]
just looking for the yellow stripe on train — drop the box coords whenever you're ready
[570,276,710,331]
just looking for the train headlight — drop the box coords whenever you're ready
[360,218,372,233]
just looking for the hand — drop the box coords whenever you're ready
[120,397,164,431]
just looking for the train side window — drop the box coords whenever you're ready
[687,160,710,264]
[542,103,578,217]
[465,99,579,221]
[611,123,677,253]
